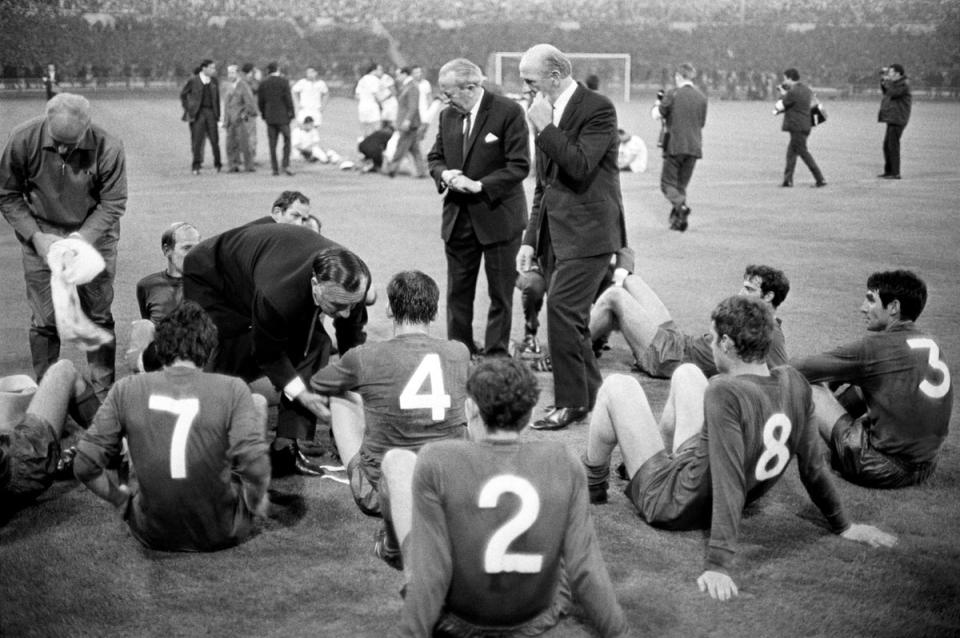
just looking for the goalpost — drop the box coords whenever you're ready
[490,52,631,102]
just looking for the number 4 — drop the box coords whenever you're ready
[908,338,951,399]
[398,353,451,420]
[149,395,199,479]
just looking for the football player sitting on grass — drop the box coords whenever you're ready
[582,295,896,601]
[391,358,630,637]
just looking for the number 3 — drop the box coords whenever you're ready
[149,395,199,479]
[908,338,951,399]
[755,413,792,481]
[478,475,543,574]
[398,353,451,420]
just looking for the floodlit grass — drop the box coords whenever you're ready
[1,90,959,637]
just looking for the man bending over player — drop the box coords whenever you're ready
[392,357,629,636]
[792,270,952,488]
[582,295,896,601]
[309,271,470,567]
[75,301,271,552]
[589,264,789,377]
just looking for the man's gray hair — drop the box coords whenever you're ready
[525,44,572,79]
[46,93,91,124]
[439,58,484,87]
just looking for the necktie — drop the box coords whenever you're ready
[462,112,471,158]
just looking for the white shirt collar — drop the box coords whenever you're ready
[677,78,694,88]
[199,73,211,85]
[468,88,484,122]
[552,81,578,126]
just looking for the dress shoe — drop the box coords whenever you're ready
[271,442,327,477]
[813,181,827,188]
[531,406,588,431]
[192,169,200,176]
[780,180,793,187]
[668,206,680,229]
[283,169,295,176]
[272,170,280,176]
[881,174,901,180]
[228,167,240,173]
[215,165,222,173]
[675,205,690,232]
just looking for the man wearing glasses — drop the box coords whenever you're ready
[0,93,127,402]
[427,57,530,359]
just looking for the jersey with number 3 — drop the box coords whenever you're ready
[398,439,628,637]
[793,323,951,464]
[76,367,269,551]
[309,333,470,465]
[703,366,849,571]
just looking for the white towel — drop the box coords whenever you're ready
[47,237,113,351]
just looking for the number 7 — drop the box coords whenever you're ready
[149,396,200,479]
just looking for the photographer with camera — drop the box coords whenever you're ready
[878,64,911,180]
[774,68,826,188]
[651,62,707,232]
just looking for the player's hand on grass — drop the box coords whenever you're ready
[296,390,331,421]
[841,523,897,548]
[697,570,738,601]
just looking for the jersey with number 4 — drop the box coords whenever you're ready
[703,366,849,571]
[793,323,952,465]
[76,367,269,551]
[398,439,628,637]
[309,333,470,465]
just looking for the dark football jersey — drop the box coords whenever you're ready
[310,333,470,470]
[793,322,952,464]
[135,271,182,324]
[398,439,627,636]
[75,367,269,551]
[702,366,848,570]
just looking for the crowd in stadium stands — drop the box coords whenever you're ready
[0,0,957,94]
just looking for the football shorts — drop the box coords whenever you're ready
[3,414,60,502]
[627,434,711,530]
[348,452,382,517]
[830,414,936,488]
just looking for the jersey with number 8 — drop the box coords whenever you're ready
[794,323,953,465]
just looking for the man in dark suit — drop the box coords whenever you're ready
[516,44,626,430]
[180,59,222,175]
[654,62,707,231]
[258,62,295,176]
[385,67,426,178]
[428,57,530,357]
[182,223,370,476]
[775,68,826,187]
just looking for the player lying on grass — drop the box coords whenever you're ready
[309,270,470,567]
[589,264,789,378]
[390,358,630,637]
[582,295,896,601]
[792,269,952,488]
[1,360,100,512]
[75,301,271,552]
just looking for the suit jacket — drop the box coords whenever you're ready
[523,83,625,261]
[180,75,220,122]
[781,82,813,133]
[660,83,707,158]
[224,78,258,126]
[428,90,529,245]
[257,74,294,126]
[182,223,359,389]
[395,78,421,131]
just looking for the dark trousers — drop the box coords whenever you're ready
[22,223,118,401]
[189,107,221,170]
[660,153,698,209]
[540,236,610,410]
[516,267,546,336]
[226,120,253,171]
[784,131,824,184]
[883,124,904,176]
[386,126,426,176]
[445,210,521,356]
[266,122,291,173]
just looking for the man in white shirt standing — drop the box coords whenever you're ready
[292,66,329,126]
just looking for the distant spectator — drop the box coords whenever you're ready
[356,63,383,138]
[877,64,911,180]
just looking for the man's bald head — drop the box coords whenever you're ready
[45,93,91,144]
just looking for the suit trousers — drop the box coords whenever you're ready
[21,223,118,401]
[445,209,521,356]
[660,154,698,209]
[541,237,610,410]
[266,122,291,173]
[189,107,221,170]
[784,131,824,183]
[385,127,426,177]
[245,117,258,159]
[226,120,254,171]
[883,124,904,176]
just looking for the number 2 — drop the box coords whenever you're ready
[149,395,199,479]
[755,413,792,481]
[478,475,543,574]
[908,338,951,399]
[398,353,450,420]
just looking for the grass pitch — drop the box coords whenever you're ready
[1,90,959,637]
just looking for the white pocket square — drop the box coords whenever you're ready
[484,132,499,143]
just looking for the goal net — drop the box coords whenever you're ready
[489,52,631,102]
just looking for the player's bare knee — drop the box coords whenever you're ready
[382,448,417,481]
[672,362,707,387]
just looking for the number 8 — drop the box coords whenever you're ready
[755,413,792,481]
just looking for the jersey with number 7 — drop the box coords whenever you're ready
[793,323,952,465]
